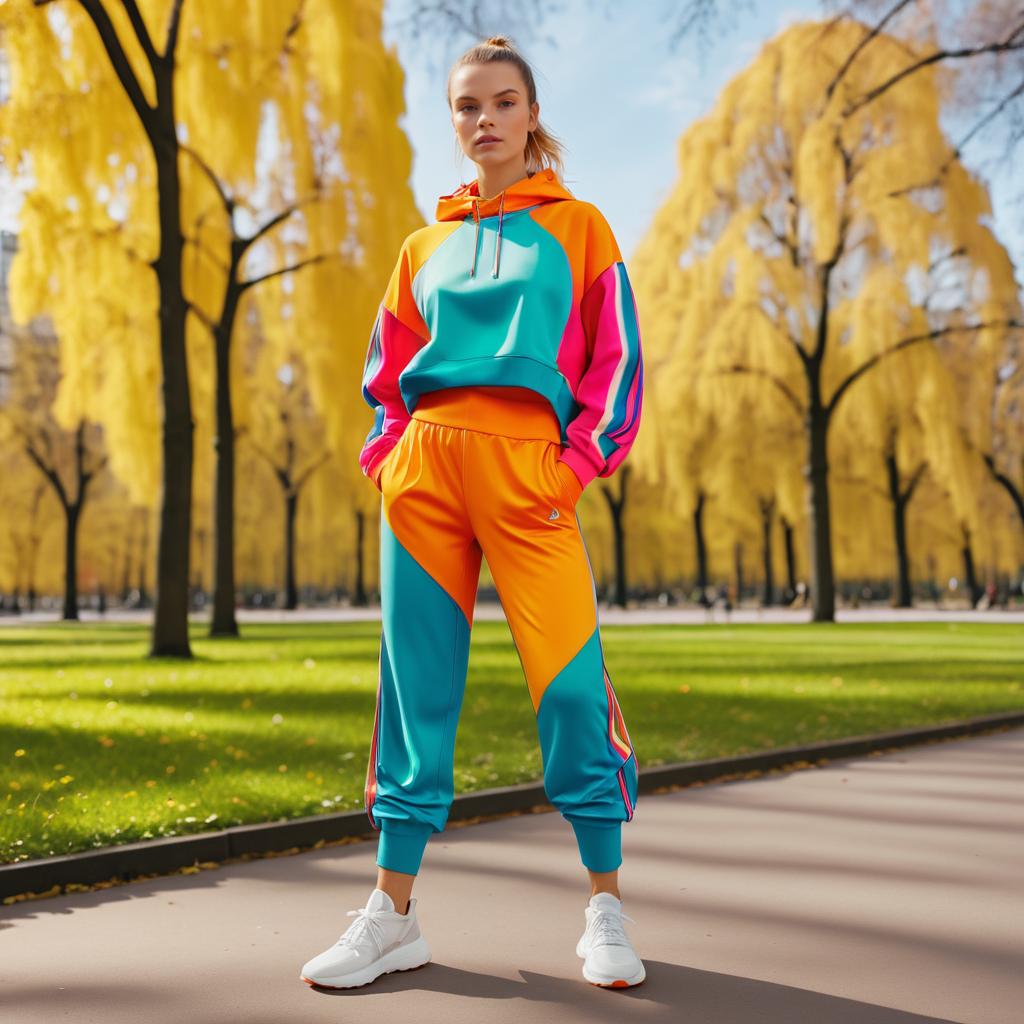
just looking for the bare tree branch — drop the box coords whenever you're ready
[243,431,284,475]
[844,17,1024,116]
[741,298,809,363]
[887,77,1024,198]
[180,143,234,216]
[163,0,186,62]
[239,253,328,292]
[185,299,216,332]
[183,233,230,274]
[709,364,806,416]
[120,0,160,69]
[76,0,155,129]
[827,318,1024,415]
[22,437,69,507]
[823,0,916,102]
[238,194,322,258]
[295,450,330,490]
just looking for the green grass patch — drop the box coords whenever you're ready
[2,620,1021,864]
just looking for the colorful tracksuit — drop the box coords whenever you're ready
[358,167,644,875]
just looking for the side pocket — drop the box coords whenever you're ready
[378,422,415,494]
[554,457,583,507]
[545,442,582,509]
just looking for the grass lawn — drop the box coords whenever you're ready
[2,619,1021,865]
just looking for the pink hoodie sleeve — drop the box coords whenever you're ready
[558,250,645,493]
[358,241,427,486]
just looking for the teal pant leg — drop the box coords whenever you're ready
[365,501,482,876]
[535,626,639,872]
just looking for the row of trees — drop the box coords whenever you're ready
[0,0,422,654]
[630,13,1023,621]
[0,1,1021,651]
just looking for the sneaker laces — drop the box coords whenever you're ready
[336,906,389,957]
[588,906,637,947]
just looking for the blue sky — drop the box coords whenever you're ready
[384,0,1024,284]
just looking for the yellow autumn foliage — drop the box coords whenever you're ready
[0,0,422,594]
[630,17,1022,592]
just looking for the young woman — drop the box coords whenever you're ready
[301,34,644,991]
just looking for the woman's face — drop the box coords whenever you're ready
[450,61,539,172]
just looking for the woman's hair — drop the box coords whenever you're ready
[447,34,566,182]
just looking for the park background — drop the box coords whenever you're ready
[0,0,1022,874]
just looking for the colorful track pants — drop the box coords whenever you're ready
[364,385,638,876]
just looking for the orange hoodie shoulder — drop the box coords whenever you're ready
[529,198,624,299]
[382,223,459,340]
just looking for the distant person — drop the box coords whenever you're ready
[300,35,645,991]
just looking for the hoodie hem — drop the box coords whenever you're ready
[402,357,577,438]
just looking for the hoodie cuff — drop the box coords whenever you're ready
[366,457,386,491]
[365,441,398,491]
[558,447,600,492]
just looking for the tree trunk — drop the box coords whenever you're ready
[982,453,1024,527]
[760,498,775,606]
[804,391,835,621]
[63,503,80,621]
[693,490,709,606]
[120,509,135,604]
[612,484,628,609]
[138,509,151,608]
[598,470,630,608]
[354,508,368,606]
[962,542,980,607]
[149,80,194,658]
[285,490,299,610]
[887,452,913,608]
[210,288,241,638]
[781,516,796,600]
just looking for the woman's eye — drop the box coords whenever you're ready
[459,101,513,112]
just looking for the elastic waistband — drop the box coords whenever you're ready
[411,386,562,442]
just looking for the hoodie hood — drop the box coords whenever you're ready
[435,167,574,279]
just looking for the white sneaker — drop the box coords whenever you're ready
[575,892,646,987]
[299,888,431,989]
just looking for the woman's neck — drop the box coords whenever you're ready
[476,162,532,201]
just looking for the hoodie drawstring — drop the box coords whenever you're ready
[469,190,505,279]
[492,189,505,278]
[470,199,481,278]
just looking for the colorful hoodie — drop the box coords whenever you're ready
[358,167,644,492]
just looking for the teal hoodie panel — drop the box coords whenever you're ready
[402,206,579,433]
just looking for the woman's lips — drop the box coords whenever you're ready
[476,137,500,146]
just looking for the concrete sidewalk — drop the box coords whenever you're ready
[3,727,1022,1024]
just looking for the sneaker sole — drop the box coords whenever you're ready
[578,942,646,987]
[300,935,432,990]
[582,963,646,988]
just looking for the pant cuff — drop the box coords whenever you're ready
[376,819,434,875]
[569,819,622,872]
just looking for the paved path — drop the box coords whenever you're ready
[3,727,1023,1023]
